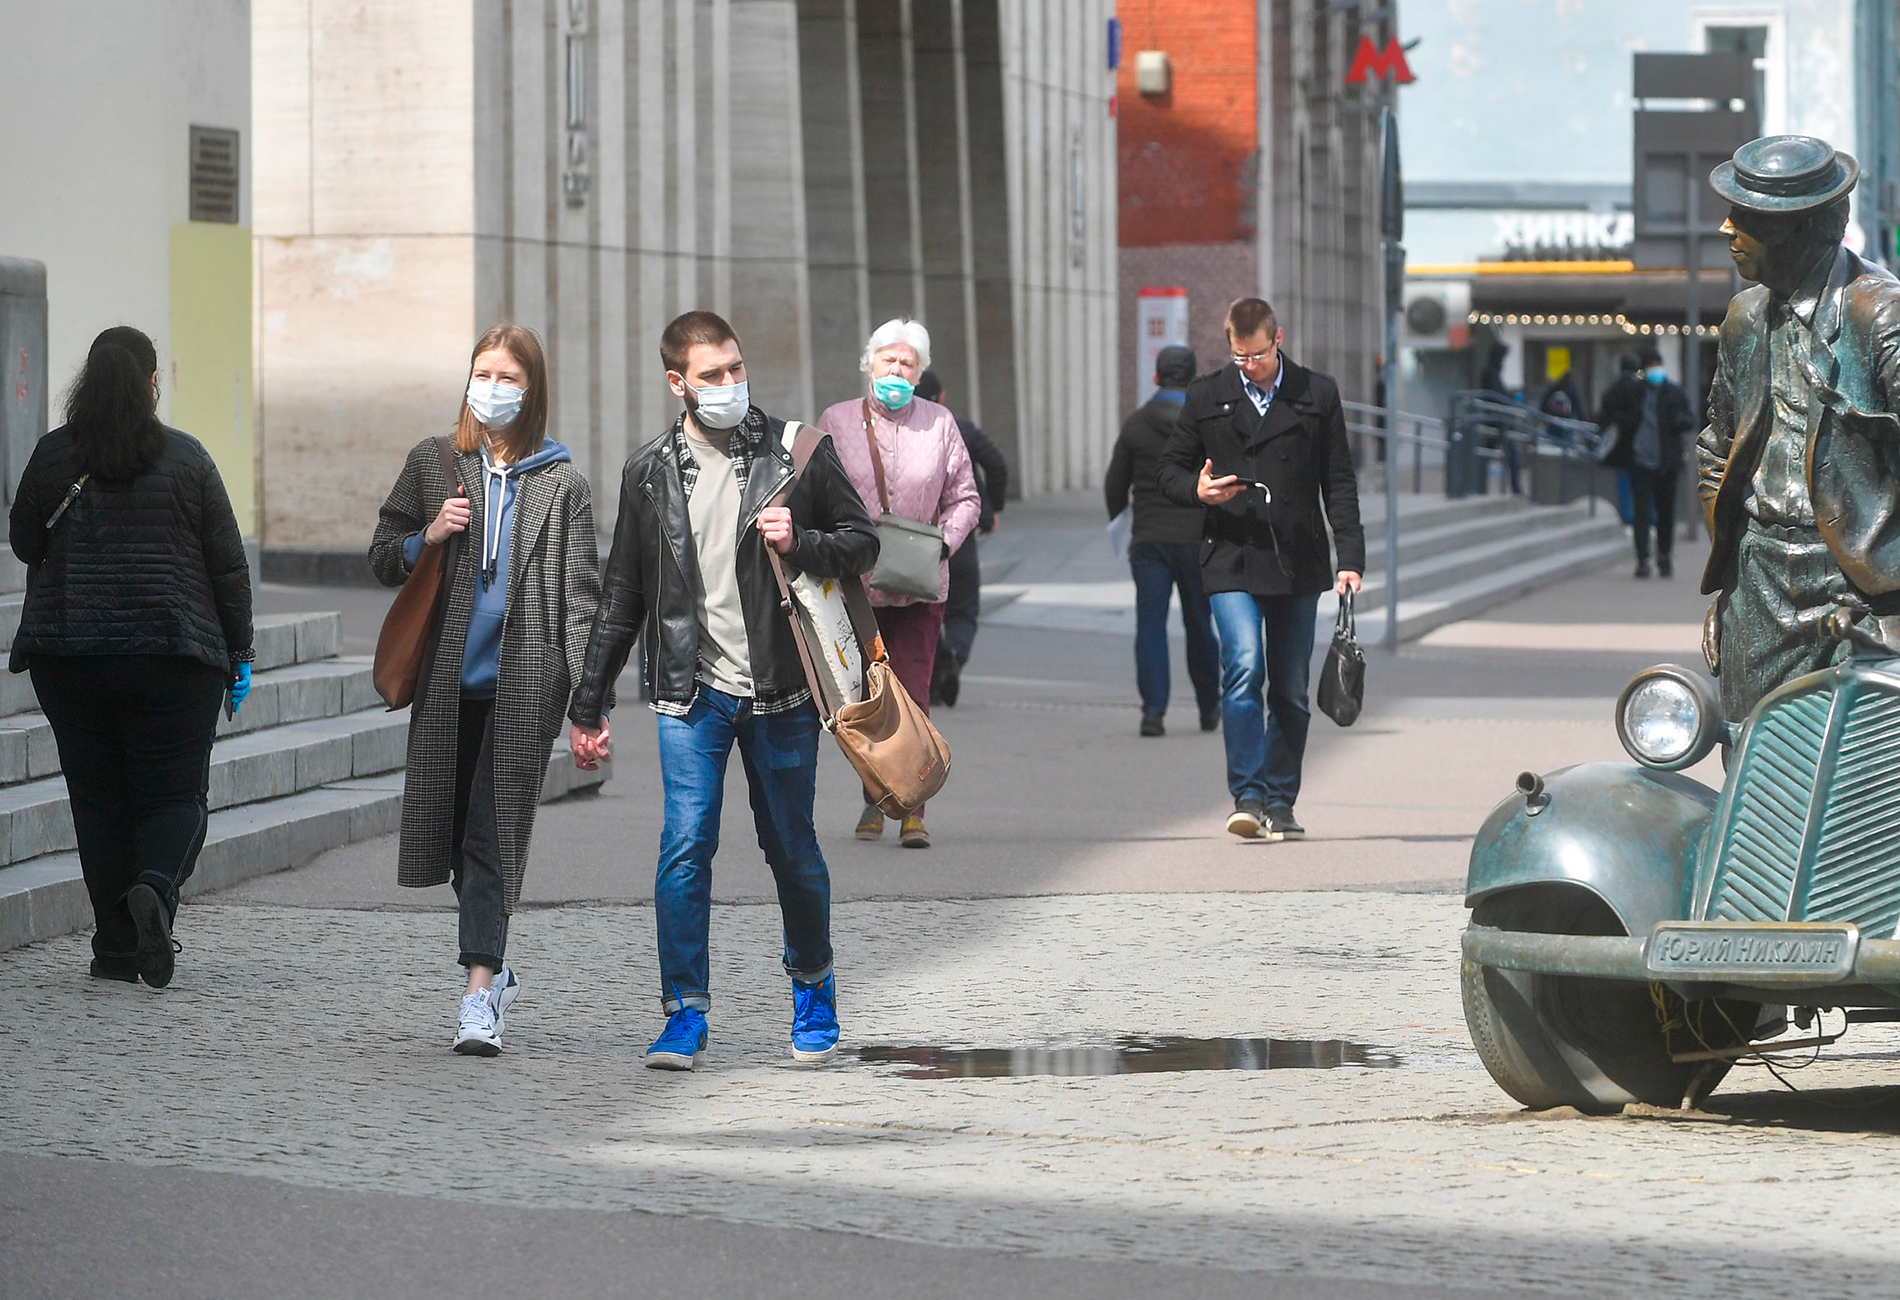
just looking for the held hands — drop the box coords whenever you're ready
[229,662,252,714]
[1197,459,1244,506]
[1335,570,1363,597]
[570,719,610,770]
[757,505,795,554]
[424,488,470,546]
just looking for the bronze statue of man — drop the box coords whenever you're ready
[1698,135,1900,722]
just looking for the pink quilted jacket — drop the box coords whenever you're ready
[816,394,981,606]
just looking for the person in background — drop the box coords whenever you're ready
[1601,343,1693,578]
[1595,352,1643,525]
[914,368,1008,708]
[567,311,878,1070]
[368,323,601,1056]
[1476,341,1523,494]
[1104,343,1220,738]
[818,319,981,849]
[8,325,253,989]
[1157,298,1365,843]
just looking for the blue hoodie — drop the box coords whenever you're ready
[403,438,573,699]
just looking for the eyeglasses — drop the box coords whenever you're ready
[1231,348,1276,365]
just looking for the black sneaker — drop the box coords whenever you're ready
[1634,559,1652,578]
[1140,712,1165,737]
[126,883,176,989]
[1658,554,1673,579]
[1199,706,1220,733]
[1226,798,1267,839]
[89,954,139,983]
[1262,806,1305,841]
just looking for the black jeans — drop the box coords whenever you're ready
[29,653,225,961]
[1628,465,1680,562]
[451,696,508,970]
[940,534,982,666]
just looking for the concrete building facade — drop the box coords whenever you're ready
[0,0,254,532]
[255,0,1116,565]
[1116,1,1392,419]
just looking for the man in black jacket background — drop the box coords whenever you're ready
[1598,343,1693,577]
[915,369,1008,708]
[1158,297,1365,842]
[1105,344,1220,737]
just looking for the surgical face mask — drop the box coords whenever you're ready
[1645,366,1667,386]
[872,374,915,411]
[466,379,525,429]
[688,378,749,430]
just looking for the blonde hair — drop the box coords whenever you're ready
[861,318,932,374]
[453,323,549,459]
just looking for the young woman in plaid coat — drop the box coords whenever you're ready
[368,324,600,1055]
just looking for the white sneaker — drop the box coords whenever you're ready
[453,988,502,1056]
[490,965,520,1035]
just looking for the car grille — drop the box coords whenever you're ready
[1702,673,1900,936]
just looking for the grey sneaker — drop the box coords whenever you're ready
[490,965,520,1036]
[1226,798,1267,840]
[1262,805,1305,841]
[453,987,502,1056]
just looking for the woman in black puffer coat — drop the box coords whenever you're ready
[8,326,253,988]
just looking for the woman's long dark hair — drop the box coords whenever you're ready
[63,326,166,481]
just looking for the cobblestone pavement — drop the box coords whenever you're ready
[5,891,1900,1297]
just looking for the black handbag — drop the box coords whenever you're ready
[1317,591,1365,727]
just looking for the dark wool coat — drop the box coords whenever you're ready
[368,438,600,911]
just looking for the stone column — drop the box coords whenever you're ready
[909,0,977,411]
[797,0,872,407]
[962,0,1020,481]
[856,0,924,325]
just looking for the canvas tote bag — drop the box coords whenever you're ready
[766,421,951,815]
[860,399,946,600]
[372,437,462,709]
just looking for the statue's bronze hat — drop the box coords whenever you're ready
[1710,135,1859,213]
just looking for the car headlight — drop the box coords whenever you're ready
[1615,666,1723,770]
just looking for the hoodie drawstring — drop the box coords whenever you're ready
[481,457,512,591]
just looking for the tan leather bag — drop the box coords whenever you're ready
[766,421,951,816]
[373,437,462,710]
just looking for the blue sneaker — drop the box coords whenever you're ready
[790,974,840,1062]
[645,1008,708,1071]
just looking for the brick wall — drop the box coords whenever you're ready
[1117,3,1258,249]
[1118,244,1258,417]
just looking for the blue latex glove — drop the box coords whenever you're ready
[230,661,253,714]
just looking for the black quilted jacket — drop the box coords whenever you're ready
[7,425,253,674]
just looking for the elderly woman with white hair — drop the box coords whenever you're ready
[816,317,981,848]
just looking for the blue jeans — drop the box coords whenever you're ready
[1209,591,1320,809]
[1130,541,1220,717]
[653,688,833,1014]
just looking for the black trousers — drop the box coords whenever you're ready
[940,534,982,666]
[1628,465,1680,562]
[451,696,507,969]
[29,654,225,961]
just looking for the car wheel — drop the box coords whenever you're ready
[1462,886,1751,1113]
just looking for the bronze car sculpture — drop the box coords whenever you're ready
[1460,606,1900,1112]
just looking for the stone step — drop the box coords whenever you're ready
[1352,534,1629,645]
[1355,490,1533,545]
[1355,509,1626,602]
[0,738,605,953]
[0,707,411,868]
[0,657,382,787]
[1357,500,1609,574]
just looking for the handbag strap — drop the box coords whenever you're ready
[763,420,887,724]
[428,435,463,613]
[1336,588,1356,642]
[861,398,894,514]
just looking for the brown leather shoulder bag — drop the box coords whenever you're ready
[373,437,462,710]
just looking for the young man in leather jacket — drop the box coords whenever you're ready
[567,311,879,1070]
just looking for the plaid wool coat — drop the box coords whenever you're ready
[368,437,600,911]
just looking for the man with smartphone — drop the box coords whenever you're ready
[1157,297,1365,842]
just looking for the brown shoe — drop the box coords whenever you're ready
[855,804,884,840]
[899,814,931,848]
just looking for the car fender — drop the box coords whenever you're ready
[1466,761,1719,936]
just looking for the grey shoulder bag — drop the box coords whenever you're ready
[861,398,946,600]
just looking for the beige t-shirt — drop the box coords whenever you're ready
[683,428,754,698]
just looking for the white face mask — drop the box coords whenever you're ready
[466,379,525,430]
[689,379,749,431]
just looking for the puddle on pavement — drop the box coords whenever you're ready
[855,1035,1403,1079]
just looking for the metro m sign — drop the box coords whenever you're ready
[1345,34,1416,85]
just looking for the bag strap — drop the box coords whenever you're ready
[763,420,886,724]
[861,398,894,513]
[44,473,90,530]
[1336,589,1356,642]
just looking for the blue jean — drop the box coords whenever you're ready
[1209,591,1320,808]
[1130,541,1220,717]
[653,687,833,1014]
